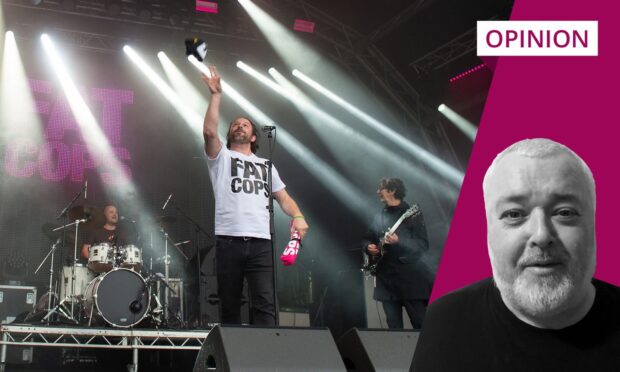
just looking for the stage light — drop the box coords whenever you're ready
[124,46,203,138]
[237,0,321,71]
[292,69,463,186]
[238,1,462,194]
[293,19,315,34]
[237,61,286,95]
[41,35,156,245]
[449,63,486,83]
[437,104,477,141]
[1,30,44,141]
[41,34,137,194]
[158,51,207,115]
[240,63,460,199]
[196,0,218,14]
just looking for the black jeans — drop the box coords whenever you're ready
[215,236,275,325]
[381,299,427,329]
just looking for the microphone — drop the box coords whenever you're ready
[84,180,88,199]
[162,193,173,210]
[262,125,276,132]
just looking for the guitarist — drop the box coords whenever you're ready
[362,178,433,329]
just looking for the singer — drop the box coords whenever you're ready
[201,66,309,325]
[362,178,433,329]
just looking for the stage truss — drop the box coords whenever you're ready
[0,324,209,372]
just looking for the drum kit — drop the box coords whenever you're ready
[35,205,186,329]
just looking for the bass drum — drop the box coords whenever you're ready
[83,268,149,327]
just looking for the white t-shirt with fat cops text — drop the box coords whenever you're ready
[207,146,285,239]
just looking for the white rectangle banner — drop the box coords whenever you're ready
[477,21,598,56]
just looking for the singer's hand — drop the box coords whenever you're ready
[291,218,309,240]
[202,66,222,94]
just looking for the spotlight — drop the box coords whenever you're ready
[185,38,207,62]
[437,104,477,141]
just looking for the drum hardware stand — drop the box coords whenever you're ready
[34,237,61,318]
[158,228,188,326]
[43,219,86,324]
[154,272,184,328]
[142,273,176,327]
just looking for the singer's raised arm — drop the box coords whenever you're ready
[202,66,223,159]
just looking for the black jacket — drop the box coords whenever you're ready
[362,201,434,300]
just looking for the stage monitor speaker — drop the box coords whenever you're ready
[336,328,420,372]
[193,325,346,371]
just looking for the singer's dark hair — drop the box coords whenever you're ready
[226,116,260,153]
[379,178,407,200]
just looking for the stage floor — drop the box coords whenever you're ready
[0,324,210,371]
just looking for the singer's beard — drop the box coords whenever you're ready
[229,131,251,145]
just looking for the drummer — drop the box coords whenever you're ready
[81,204,129,260]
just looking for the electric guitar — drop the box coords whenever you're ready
[362,204,421,276]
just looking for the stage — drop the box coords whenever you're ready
[0,324,209,371]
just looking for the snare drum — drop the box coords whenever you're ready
[59,264,95,299]
[119,245,142,271]
[83,268,149,327]
[88,242,115,272]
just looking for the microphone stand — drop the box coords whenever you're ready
[50,184,86,322]
[264,126,279,325]
[56,184,85,220]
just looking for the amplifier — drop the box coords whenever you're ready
[0,285,37,364]
[0,285,37,324]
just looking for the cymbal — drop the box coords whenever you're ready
[41,223,76,244]
[155,215,176,228]
[67,205,105,229]
[67,205,99,221]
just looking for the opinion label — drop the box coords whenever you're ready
[477,21,598,56]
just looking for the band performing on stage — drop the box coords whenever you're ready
[18,68,431,335]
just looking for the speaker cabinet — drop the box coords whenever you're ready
[193,325,346,371]
[336,328,420,371]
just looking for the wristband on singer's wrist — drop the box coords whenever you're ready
[292,215,305,220]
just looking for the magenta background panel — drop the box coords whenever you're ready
[431,0,620,301]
